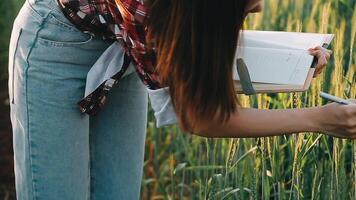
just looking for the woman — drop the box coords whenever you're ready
[7,0,356,199]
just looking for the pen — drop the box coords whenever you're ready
[319,92,352,105]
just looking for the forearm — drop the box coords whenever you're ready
[194,107,323,138]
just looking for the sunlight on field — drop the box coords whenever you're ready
[142,1,356,199]
[0,0,354,199]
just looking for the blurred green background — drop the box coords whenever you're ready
[1,0,356,200]
[0,0,23,80]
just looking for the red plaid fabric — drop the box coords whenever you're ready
[57,0,161,115]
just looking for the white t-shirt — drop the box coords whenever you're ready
[84,41,177,128]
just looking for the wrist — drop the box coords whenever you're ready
[303,106,325,132]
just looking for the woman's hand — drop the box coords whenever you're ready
[308,46,333,77]
[316,100,356,139]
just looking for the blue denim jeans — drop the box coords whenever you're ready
[8,0,149,199]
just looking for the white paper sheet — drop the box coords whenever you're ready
[233,30,334,86]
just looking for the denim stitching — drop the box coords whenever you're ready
[35,0,85,33]
[45,13,84,32]
[36,34,93,47]
[24,1,52,199]
[36,8,93,47]
[26,0,46,23]
[89,128,96,200]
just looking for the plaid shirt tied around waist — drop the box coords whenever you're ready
[57,0,161,116]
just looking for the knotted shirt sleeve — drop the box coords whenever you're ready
[147,87,177,128]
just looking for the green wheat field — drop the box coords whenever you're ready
[1,0,355,199]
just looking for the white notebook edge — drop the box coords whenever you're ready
[233,30,335,94]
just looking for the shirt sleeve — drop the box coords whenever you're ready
[147,87,178,128]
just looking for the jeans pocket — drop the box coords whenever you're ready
[8,23,23,104]
[36,12,94,47]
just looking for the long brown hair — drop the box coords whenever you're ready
[146,0,248,132]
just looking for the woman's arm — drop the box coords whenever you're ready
[186,46,355,139]
[188,102,356,139]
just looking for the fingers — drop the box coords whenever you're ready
[309,46,333,77]
[347,99,356,104]
[312,55,327,77]
[308,49,332,59]
[322,101,356,139]
[309,46,333,55]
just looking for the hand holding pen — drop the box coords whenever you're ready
[319,92,355,105]
[316,92,356,139]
